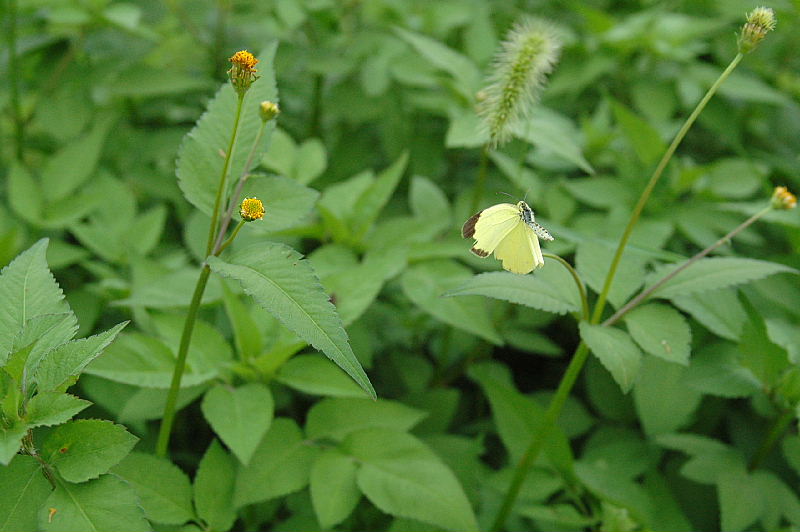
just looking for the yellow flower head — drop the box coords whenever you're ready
[240,197,265,221]
[738,7,777,53]
[771,186,797,210]
[228,50,260,95]
[260,101,280,122]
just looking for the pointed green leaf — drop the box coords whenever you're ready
[0,239,73,361]
[633,356,701,436]
[111,452,195,525]
[194,440,236,532]
[176,44,278,214]
[42,419,137,483]
[25,392,91,428]
[207,243,375,398]
[646,258,797,300]
[201,383,274,465]
[580,323,642,393]
[577,241,646,308]
[0,455,51,532]
[624,303,691,365]
[40,475,150,532]
[306,398,425,442]
[350,152,408,239]
[671,288,746,341]
[445,263,581,315]
[718,470,763,532]
[0,424,26,466]
[344,427,479,532]
[34,322,128,392]
[7,162,43,224]
[276,354,368,398]
[310,448,361,529]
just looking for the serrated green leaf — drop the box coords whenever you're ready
[111,452,194,525]
[580,323,642,393]
[25,392,90,427]
[234,418,319,507]
[194,440,236,532]
[0,239,72,361]
[738,310,788,388]
[402,260,502,344]
[575,462,653,527]
[718,470,763,532]
[201,383,274,465]
[624,303,691,365]
[633,356,701,436]
[42,419,137,483]
[344,427,479,532]
[306,398,425,442]
[684,344,760,398]
[516,107,595,174]
[646,258,797,299]
[671,288,746,341]
[237,174,319,232]
[310,448,361,529]
[577,240,647,308]
[11,313,78,384]
[34,322,128,392]
[445,263,581,315]
[0,425,26,466]
[207,243,375,398]
[350,152,408,239]
[176,44,278,214]
[0,455,51,532]
[276,354,368,398]
[40,475,150,532]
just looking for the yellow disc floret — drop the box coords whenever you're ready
[240,197,265,221]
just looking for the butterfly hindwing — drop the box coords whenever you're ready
[493,222,537,274]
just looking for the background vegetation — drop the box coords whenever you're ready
[2,0,800,531]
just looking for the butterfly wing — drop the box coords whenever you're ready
[462,203,520,257]
[490,222,536,274]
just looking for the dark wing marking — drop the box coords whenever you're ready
[470,247,490,257]
[462,212,481,238]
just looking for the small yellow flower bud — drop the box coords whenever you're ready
[228,50,260,95]
[240,197,265,221]
[771,186,797,210]
[738,7,776,54]
[260,101,280,122]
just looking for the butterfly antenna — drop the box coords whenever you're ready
[497,191,515,199]
[523,188,531,202]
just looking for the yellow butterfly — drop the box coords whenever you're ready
[462,201,554,274]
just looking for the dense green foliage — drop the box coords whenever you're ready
[2,1,800,531]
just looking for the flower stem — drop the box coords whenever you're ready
[217,220,245,255]
[748,407,794,471]
[471,145,490,213]
[543,253,589,321]
[207,92,245,257]
[490,52,745,532]
[604,204,772,326]
[590,53,744,325]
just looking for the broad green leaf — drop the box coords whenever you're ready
[611,100,665,165]
[575,462,654,527]
[42,419,137,483]
[40,475,150,532]
[671,288,746,341]
[207,243,375,398]
[718,470,763,532]
[317,170,374,242]
[85,332,217,388]
[201,383,274,465]
[517,107,595,174]
[293,138,327,184]
[624,303,691,365]
[111,452,194,525]
[409,176,451,233]
[576,240,647,308]
[12,313,78,383]
[194,440,236,532]
[350,152,408,239]
[222,282,263,361]
[468,362,574,475]
[645,258,797,300]
[344,427,479,532]
[234,418,319,507]
[580,323,642,393]
[261,128,295,176]
[305,398,425,442]
[34,322,128,392]
[738,311,788,388]
[0,239,73,360]
[310,448,361,529]
[7,162,43,224]
[0,424,26,466]
[176,44,278,214]
[633,356,701,436]
[401,260,502,345]
[149,313,233,377]
[276,354,368,398]
[25,392,91,428]
[445,263,582,315]
[0,455,51,532]
[238,174,319,232]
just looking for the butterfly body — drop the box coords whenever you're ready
[462,201,553,274]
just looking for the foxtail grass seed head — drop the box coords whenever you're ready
[738,7,776,53]
[771,186,797,210]
[478,19,561,147]
[260,101,280,122]
[240,197,265,221]
[228,50,260,95]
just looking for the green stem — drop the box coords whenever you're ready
[604,204,772,326]
[590,53,743,325]
[6,0,23,160]
[217,220,245,255]
[156,265,211,457]
[748,407,794,471]
[206,93,245,257]
[22,430,57,488]
[471,145,490,213]
[543,253,589,321]
[489,341,590,532]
